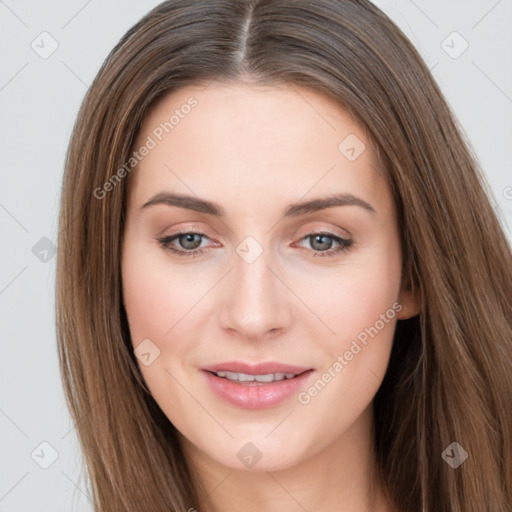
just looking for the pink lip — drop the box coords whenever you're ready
[200,361,314,409]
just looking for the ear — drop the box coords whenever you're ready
[396,268,421,320]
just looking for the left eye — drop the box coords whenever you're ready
[168,232,205,251]
[156,231,209,256]
[296,232,353,255]
[156,231,353,258]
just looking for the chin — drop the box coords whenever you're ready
[204,433,310,473]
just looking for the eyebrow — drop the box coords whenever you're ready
[141,192,376,217]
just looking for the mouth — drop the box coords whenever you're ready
[200,361,314,409]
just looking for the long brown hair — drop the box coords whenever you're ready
[55,1,512,510]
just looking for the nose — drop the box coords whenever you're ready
[218,239,294,342]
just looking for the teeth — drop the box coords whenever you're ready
[256,373,277,382]
[238,372,255,382]
[214,371,298,382]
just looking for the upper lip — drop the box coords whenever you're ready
[201,361,313,375]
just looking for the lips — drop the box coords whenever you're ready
[200,361,314,409]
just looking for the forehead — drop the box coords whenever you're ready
[127,81,388,215]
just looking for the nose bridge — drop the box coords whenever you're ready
[235,235,272,297]
[219,233,291,339]
[233,234,277,310]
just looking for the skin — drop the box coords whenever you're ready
[121,80,421,512]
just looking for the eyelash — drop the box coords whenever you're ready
[156,230,353,258]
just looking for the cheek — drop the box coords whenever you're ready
[121,235,219,378]
[294,235,402,408]
[122,241,206,347]
[302,236,402,350]
[121,241,205,431]
[121,240,197,412]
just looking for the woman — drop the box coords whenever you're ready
[55,1,512,511]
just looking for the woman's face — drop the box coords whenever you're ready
[121,81,419,473]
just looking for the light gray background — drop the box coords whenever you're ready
[1,1,511,511]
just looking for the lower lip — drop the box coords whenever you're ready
[202,370,314,409]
